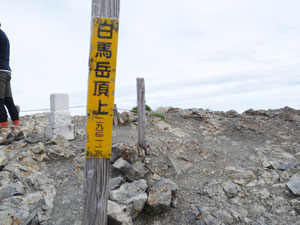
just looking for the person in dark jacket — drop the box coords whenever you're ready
[0,23,24,144]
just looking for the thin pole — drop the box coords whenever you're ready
[137,78,147,152]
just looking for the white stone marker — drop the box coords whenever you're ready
[46,93,75,140]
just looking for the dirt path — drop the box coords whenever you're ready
[47,109,300,225]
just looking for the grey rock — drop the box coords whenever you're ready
[260,170,279,185]
[249,203,266,217]
[168,150,192,175]
[0,182,26,200]
[287,180,300,196]
[112,158,135,181]
[25,172,56,211]
[107,200,133,225]
[290,199,300,215]
[112,158,150,182]
[261,159,273,169]
[132,162,151,180]
[154,107,172,114]
[0,149,8,167]
[154,120,171,131]
[281,170,293,181]
[109,177,125,191]
[109,179,148,218]
[121,146,139,164]
[0,171,11,186]
[290,172,300,181]
[225,110,240,118]
[118,112,129,126]
[0,192,49,223]
[23,207,46,225]
[30,142,46,154]
[128,113,138,123]
[112,158,132,170]
[51,134,70,148]
[226,166,256,185]
[211,209,235,225]
[278,162,298,171]
[111,145,124,163]
[73,221,82,225]
[258,188,270,199]
[199,212,222,225]
[47,144,75,159]
[186,207,201,225]
[222,181,240,198]
[25,133,46,143]
[147,178,178,213]
[152,178,178,193]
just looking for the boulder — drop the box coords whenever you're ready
[112,158,150,182]
[109,177,125,191]
[107,200,133,225]
[111,145,124,163]
[0,182,26,200]
[147,178,178,213]
[109,179,148,218]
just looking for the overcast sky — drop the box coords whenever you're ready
[1,0,300,115]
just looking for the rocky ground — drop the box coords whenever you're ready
[1,107,300,225]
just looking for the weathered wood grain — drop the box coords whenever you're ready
[83,0,120,224]
[92,0,120,18]
[113,104,119,126]
[137,78,147,152]
[83,158,110,225]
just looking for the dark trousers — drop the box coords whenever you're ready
[0,71,19,123]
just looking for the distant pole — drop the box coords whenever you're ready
[137,78,147,153]
[113,104,119,126]
[83,0,120,224]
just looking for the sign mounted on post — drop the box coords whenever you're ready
[86,18,119,159]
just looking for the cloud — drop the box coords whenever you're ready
[1,0,300,115]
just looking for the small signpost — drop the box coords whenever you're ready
[83,0,120,224]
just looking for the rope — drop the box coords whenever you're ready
[20,105,87,113]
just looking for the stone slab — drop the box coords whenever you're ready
[50,93,70,112]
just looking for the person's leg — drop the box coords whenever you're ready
[3,74,24,141]
[0,99,8,128]
[0,72,9,127]
[4,97,20,124]
[0,72,13,144]
[3,74,19,124]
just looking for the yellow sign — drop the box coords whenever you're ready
[85,18,119,158]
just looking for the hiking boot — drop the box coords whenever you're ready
[10,125,25,141]
[0,128,14,145]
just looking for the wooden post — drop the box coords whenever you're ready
[113,104,119,126]
[83,0,120,225]
[137,78,147,153]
